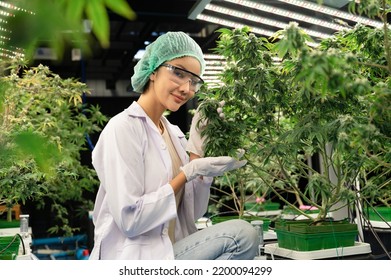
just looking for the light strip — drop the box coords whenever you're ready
[0,10,12,17]
[197,14,319,47]
[225,0,346,31]
[204,54,224,60]
[0,1,34,14]
[205,66,225,71]
[0,1,32,58]
[205,60,225,64]
[206,3,332,39]
[205,58,225,62]
[205,61,225,66]
[276,0,383,28]
[204,70,224,75]
[197,13,276,37]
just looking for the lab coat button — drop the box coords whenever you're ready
[161,143,166,149]
[162,228,168,235]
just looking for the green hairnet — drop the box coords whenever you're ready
[131,31,205,93]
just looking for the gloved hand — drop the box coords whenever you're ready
[180,155,247,182]
[186,107,207,157]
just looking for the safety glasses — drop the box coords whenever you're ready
[161,63,204,93]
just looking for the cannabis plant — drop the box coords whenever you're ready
[197,1,390,223]
[0,60,107,235]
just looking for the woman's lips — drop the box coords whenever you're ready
[171,93,185,102]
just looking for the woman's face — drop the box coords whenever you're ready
[149,56,202,112]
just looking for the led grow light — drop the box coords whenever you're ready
[205,3,332,39]
[225,0,347,31]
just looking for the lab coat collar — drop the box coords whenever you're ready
[125,101,149,118]
[125,101,162,135]
[125,101,188,166]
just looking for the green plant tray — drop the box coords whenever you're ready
[290,222,357,234]
[244,202,281,211]
[275,219,357,233]
[274,220,358,251]
[275,229,358,251]
[210,215,271,231]
[0,235,20,260]
[366,207,391,222]
[0,219,20,229]
[281,206,319,215]
[274,219,312,231]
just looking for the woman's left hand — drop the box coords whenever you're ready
[186,107,207,157]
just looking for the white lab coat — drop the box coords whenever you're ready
[89,101,212,260]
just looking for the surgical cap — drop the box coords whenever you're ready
[131,31,205,93]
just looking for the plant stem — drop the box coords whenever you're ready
[7,208,12,222]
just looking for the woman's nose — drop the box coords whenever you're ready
[178,80,191,92]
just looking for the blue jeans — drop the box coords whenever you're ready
[173,219,259,260]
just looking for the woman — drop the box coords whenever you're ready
[89,31,258,260]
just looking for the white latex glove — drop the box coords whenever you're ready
[180,156,247,182]
[186,108,207,157]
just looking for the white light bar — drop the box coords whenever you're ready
[0,1,33,58]
[204,70,224,75]
[204,54,224,60]
[205,60,225,64]
[206,3,332,39]
[197,13,276,37]
[205,60,225,65]
[0,9,12,17]
[197,13,319,48]
[205,66,225,71]
[205,4,331,39]
[225,0,346,31]
[0,1,34,14]
[133,49,145,60]
[204,78,222,83]
[276,0,383,28]
[0,46,24,58]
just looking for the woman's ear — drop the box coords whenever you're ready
[149,71,156,82]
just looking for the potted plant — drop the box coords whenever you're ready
[195,0,390,253]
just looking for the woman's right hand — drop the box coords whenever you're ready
[180,155,247,182]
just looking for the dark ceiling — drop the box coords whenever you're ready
[32,0,382,85]
[36,0,217,83]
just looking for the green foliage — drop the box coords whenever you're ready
[0,0,132,234]
[197,2,390,221]
[5,0,136,59]
[0,60,108,235]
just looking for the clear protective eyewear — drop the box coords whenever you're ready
[161,63,204,93]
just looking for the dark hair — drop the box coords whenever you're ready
[142,80,151,93]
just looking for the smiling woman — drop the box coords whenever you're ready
[146,56,202,111]
[89,31,258,260]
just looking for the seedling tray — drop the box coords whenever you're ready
[275,229,358,251]
[366,207,391,222]
[0,235,20,260]
[274,220,358,251]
